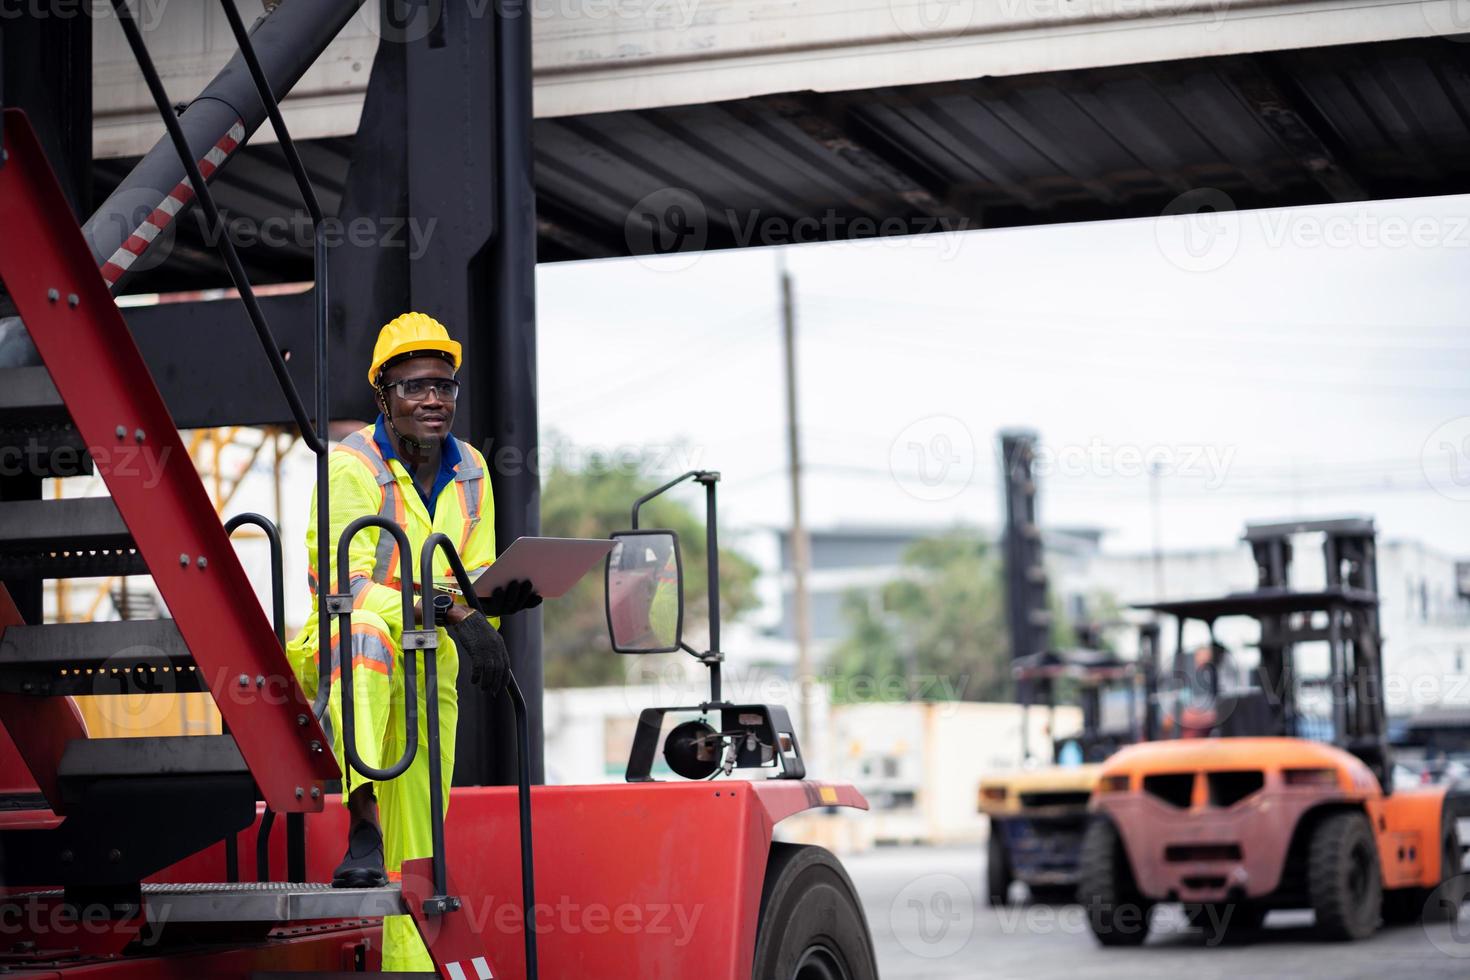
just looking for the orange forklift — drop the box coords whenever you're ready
[1081,518,1469,945]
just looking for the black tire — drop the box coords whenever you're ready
[752,843,878,980]
[1078,816,1153,947]
[1384,812,1465,924]
[987,820,1014,906]
[1308,811,1382,941]
[1419,813,1466,923]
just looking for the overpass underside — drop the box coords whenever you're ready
[101,32,1470,291]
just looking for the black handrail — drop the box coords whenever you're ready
[256,807,276,882]
[334,515,419,782]
[420,533,539,980]
[224,512,286,645]
[224,511,288,884]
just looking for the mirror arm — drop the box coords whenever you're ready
[630,470,699,529]
[625,468,724,703]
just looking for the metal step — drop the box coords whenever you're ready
[0,366,66,421]
[57,735,248,805]
[0,367,92,478]
[0,496,145,579]
[0,881,405,924]
[0,619,201,696]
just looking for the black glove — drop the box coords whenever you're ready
[482,578,543,618]
[447,610,510,696]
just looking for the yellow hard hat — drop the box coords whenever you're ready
[368,311,463,387]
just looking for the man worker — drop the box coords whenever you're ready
[286,311,539,971]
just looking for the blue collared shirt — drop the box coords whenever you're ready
[373,414,462,518]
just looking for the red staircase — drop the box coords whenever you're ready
[0,107,335,856]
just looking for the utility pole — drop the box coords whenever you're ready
[780,254,814,753]
[1149,460,1165,599]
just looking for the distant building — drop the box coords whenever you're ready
[753,523,1470,717]
[763,523,1104,649]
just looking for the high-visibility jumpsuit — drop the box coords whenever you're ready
[286,421,495,972]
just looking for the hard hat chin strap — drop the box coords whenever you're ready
[377,387,439,461]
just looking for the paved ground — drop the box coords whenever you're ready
[844,844,1470,979]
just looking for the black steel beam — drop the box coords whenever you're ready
[761,92,964,220]
[398,0,543,785]
[1222,55,1369,203]
[486,0,545,787]
[0,11,91,624]
[536,203,621,260]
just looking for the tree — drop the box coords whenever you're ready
[828,528,1010,703]
[538,448,759,688]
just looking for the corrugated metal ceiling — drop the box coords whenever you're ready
[96,36,1470,293]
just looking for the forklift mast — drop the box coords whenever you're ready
[1244,518,1390,784]
[1001,430,1051,708]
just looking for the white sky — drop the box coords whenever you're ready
[536,193,1470,559]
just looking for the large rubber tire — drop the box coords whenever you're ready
[1078,817,1153,947]
[987,820,1014,906]
[1387,812,1467,924]
[1308,811,1382,941]
[751,843,878,980]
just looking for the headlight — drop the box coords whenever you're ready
[980,786,1008,803]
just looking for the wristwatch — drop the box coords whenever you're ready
[431,590,454,622]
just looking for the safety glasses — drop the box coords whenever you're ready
[381,378,460,402]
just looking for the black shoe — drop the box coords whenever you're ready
[331,821,387,888]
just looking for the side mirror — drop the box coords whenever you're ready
[605,530,684,654]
